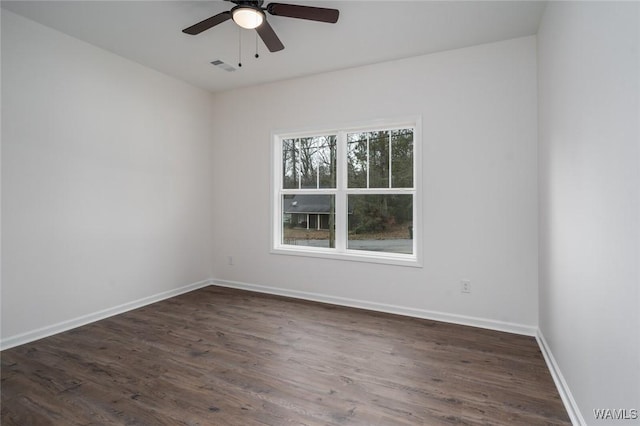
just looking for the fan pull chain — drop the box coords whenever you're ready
[238,27,242,68]
[255,33,259,59]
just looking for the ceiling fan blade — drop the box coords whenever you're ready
[266,3,339,23]
[256,20,284,52]
[182,11,232,35]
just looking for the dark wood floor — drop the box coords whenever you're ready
[1,286,570,425]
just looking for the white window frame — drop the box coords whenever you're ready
[271,116,422,267]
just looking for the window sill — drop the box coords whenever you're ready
[271,246,422,268]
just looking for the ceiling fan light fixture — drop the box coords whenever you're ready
[232,6,264,29]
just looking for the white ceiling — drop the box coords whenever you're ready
[1,1,546,93]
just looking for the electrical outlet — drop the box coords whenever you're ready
[461,280,471,294]
[227,256,234,266]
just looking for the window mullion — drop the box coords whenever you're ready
[335,131,347,252]
[297,138,301,190]
[388,132,392,188]
[366,133,370,189]
[315,138,320,189]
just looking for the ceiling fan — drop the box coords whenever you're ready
[182,0,340,53]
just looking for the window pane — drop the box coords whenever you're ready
[296,136,337,189]
[347,132,367,188]
[368,131,390,188]
[299,137,317,189]
[391,129,413,188]
[348,194,413,254]
[282,138,298,189]
[282,194,336,248]
[317,136,337,189]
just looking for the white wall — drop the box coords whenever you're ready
[538,2,640,424]
[210,36,539,332]
[1,11,213,347]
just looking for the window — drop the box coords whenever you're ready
[272,118,421,266]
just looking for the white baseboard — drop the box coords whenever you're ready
[536,329,586,426]
[0,279,212,351]
[211,279,537,336]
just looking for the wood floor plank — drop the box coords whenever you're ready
[1,286,570,425]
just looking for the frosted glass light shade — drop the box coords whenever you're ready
[232,7,264,29]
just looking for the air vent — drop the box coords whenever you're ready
[210,59,236,72]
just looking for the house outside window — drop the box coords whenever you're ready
[272,118,421,267]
